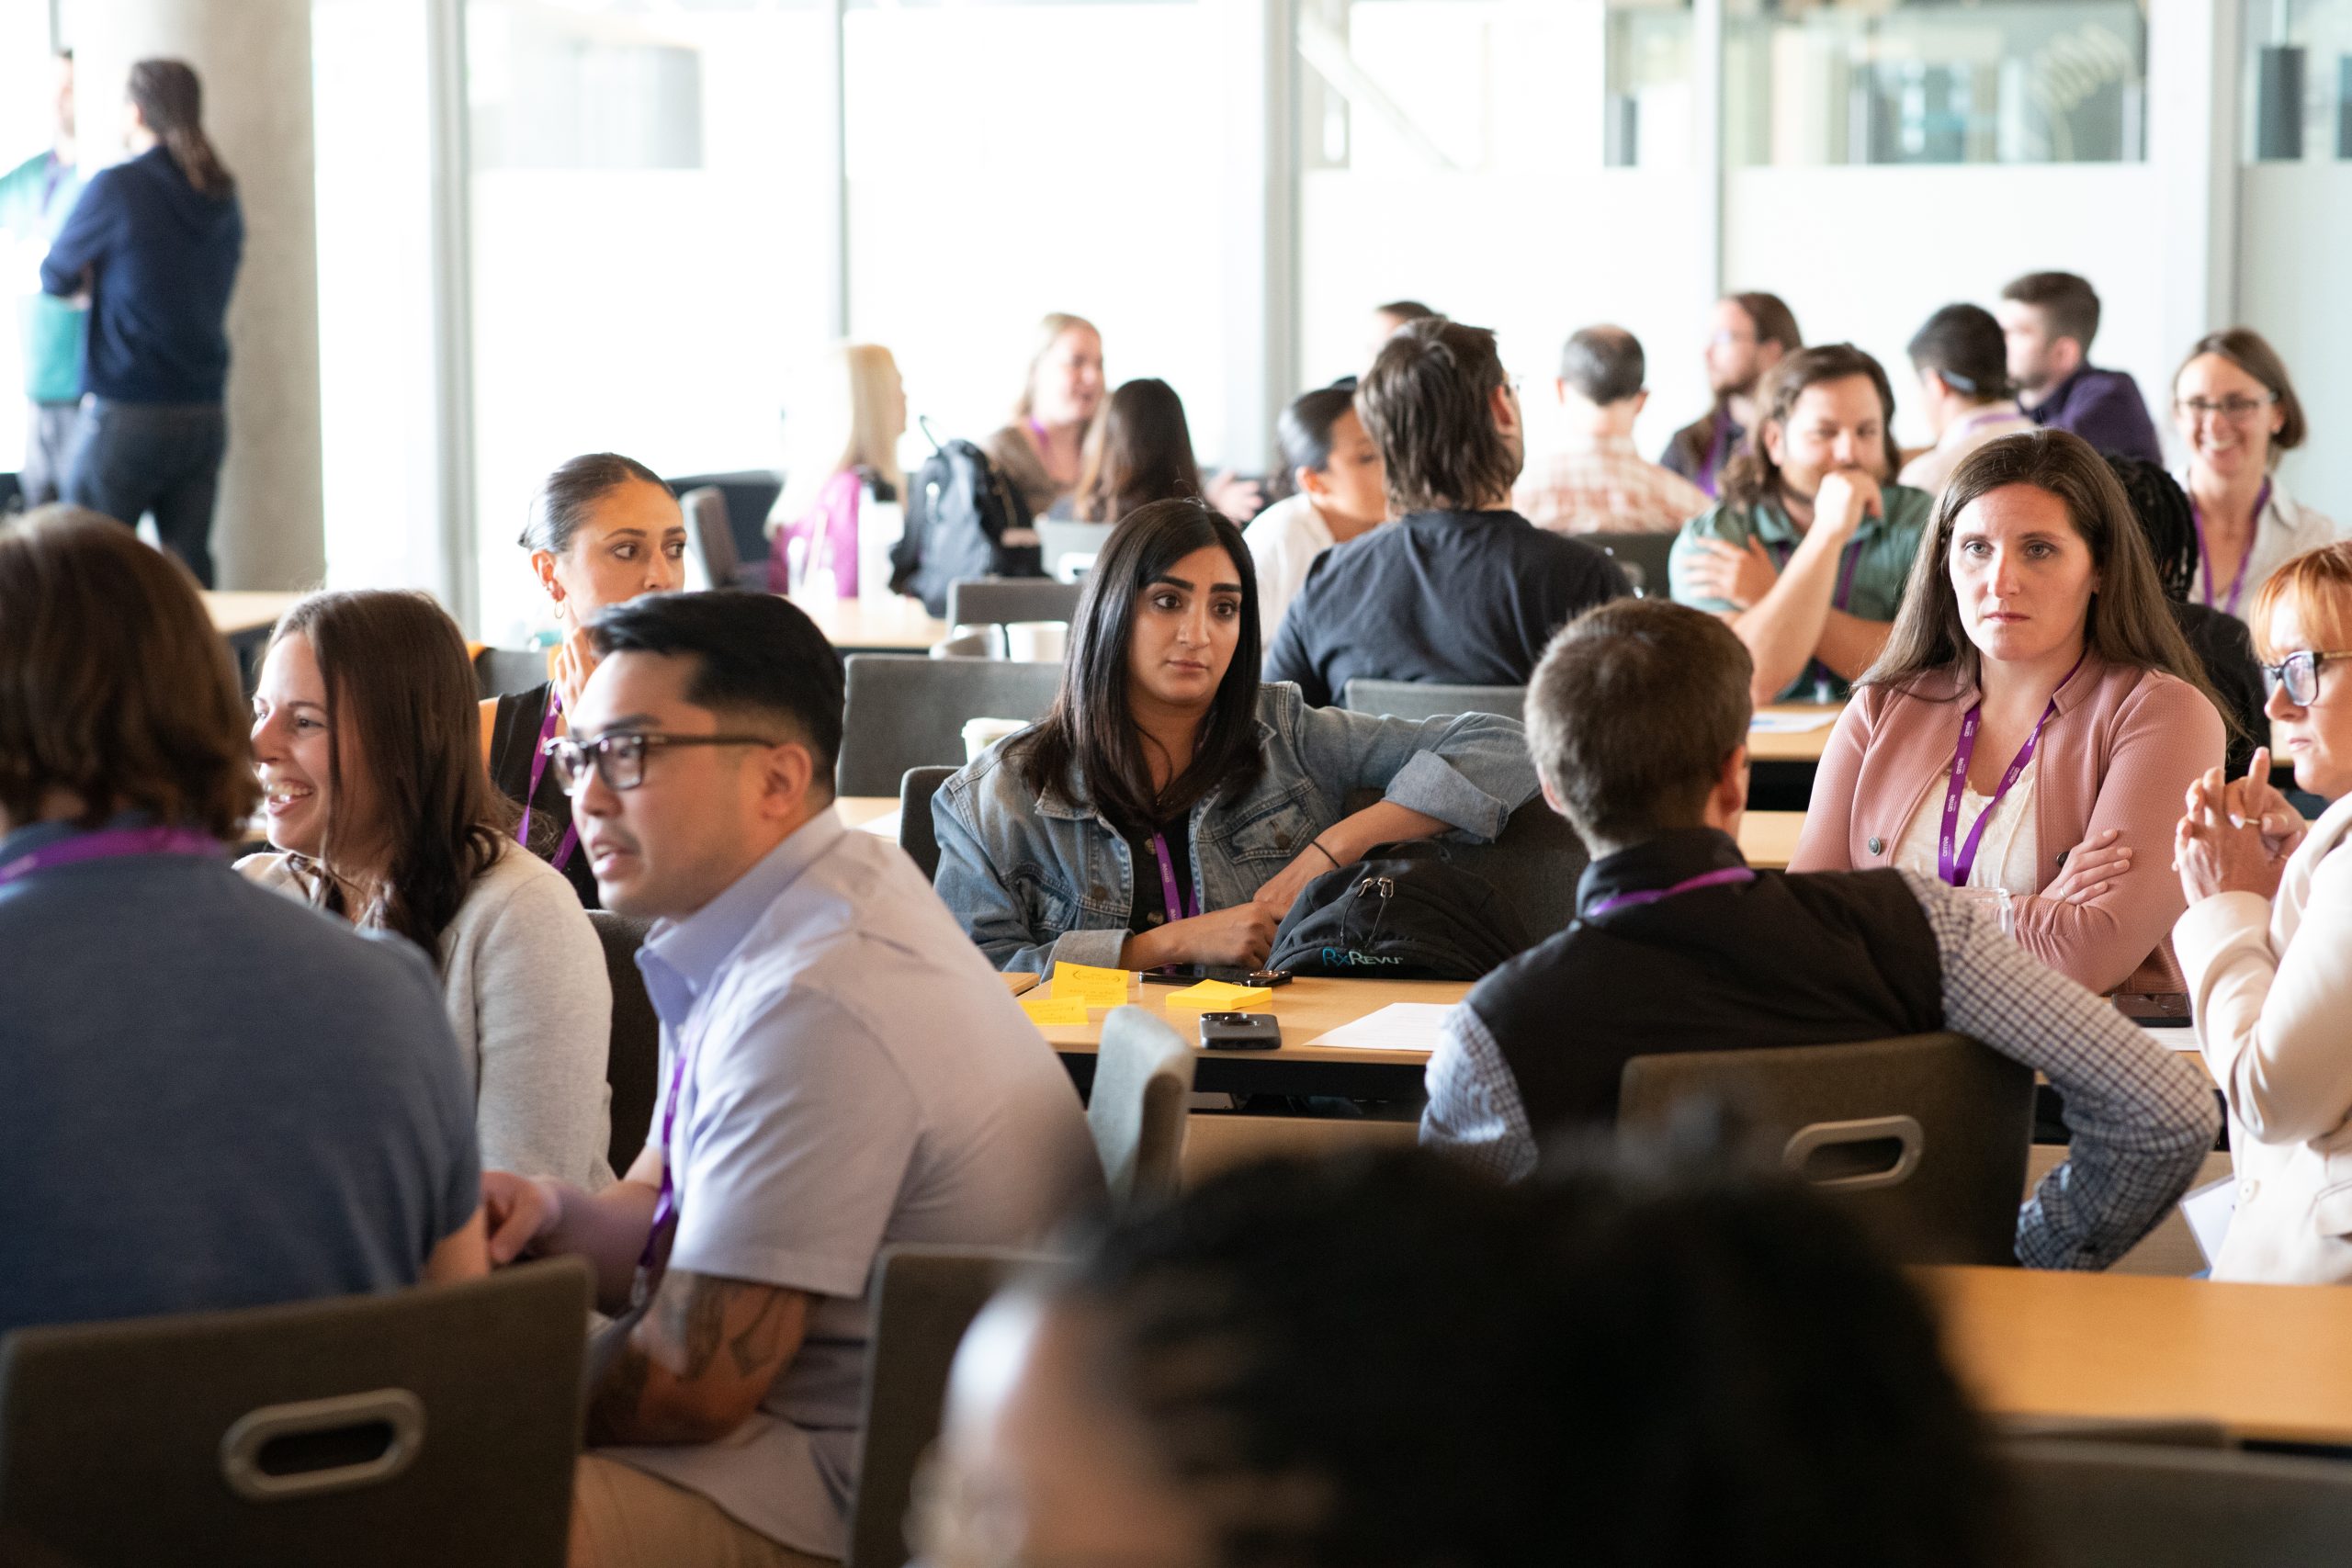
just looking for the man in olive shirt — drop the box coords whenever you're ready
[1668,343,1933,705]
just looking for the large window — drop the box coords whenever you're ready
[1725,0,2148,166]
[2245,0,2352,162]
[0,3,63,476]
[465,0,834,641]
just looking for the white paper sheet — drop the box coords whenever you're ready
[1304,1002,1454,1052]
[2137,1023,2203,1055]
[1749,711,1840,735]
[2180,1173,2237,1269]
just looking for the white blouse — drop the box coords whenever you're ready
[1894,753,2042,897]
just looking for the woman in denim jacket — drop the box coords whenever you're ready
[934,499,1539,974]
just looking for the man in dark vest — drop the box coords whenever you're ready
[1421,597,2217,1269]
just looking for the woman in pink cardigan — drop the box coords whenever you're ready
[1792,431,2226,996]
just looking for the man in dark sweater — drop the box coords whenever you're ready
[1997,271,2162,466]
[1419,598,2218,1269]
[1261,318,1626,705]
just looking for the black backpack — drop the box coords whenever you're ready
[888,422,1044,616]
[1268,840,1534,981]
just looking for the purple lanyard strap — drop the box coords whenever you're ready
[1769,534,1864,692]
[639,1034,697,1276]
[1150,831,1198,923]
[2191,480,2270,618]
[1697,407,1733,499]
[1584,865,1758,919]
[1938,654,2086,887]
[519,686,579,873]
[0,825,220,887]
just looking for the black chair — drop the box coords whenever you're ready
[1339,679,1526,724]
[898,766,956,883]
[587,910,660,1174]
[1617,1032,2035,1266]
[473,646,547,701]
[2006,1438,2352,1567]
[664,468,782,576]
[681,486,770,592]
[1588,530,1677,597]
[945,577,1083,633]
[847,1246,1043,1568]
[835,654,1062,796]
[0,1259,594,1568]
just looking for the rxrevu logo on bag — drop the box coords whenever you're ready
[1320,948,1405,967]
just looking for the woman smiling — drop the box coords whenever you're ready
[932,499,1537,975]
[1792,431,2224,995]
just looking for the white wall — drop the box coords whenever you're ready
[2238,162,2352,522]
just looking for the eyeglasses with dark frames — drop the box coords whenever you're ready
[544,730,788,793]
[2260,649,2352,707]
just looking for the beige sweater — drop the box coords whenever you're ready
[239,842,614,1189]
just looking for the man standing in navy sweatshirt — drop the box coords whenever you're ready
[40,59,241,588]
[1997,271,2163,467]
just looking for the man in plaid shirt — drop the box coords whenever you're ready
[1421,598,2219,1269]
[1516,326,1710,537]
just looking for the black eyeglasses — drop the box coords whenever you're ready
[544,730,786,793]
[2261,649,2352,706]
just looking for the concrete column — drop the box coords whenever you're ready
[65,0,325,589]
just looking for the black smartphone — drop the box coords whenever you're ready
[1141,965,1293,987]
[1197,1011,1282,1051]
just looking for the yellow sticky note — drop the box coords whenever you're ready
[1052,962,1132,1007]
[1163,980,1273,1010]
[1020,996,1092,1027]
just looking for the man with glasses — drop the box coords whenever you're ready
[1262,316,1627,705]
[481,590,1098,1568]
[1997,272,2163,465]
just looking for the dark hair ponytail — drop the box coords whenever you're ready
[129,59,232,198]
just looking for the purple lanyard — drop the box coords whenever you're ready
[638,1035,697,1274]
[2190,480,2269,618]
[1938,654,2085,886]
[1585,865,1757,919]
[0,825,220,887]
[1950,407,2018,440]
[518,686,579,872]
[1768,534,1864,612]
[1150,831,1197,923]
[1697,408,1733,499]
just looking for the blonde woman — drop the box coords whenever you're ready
[768,342,909,598]
[986,312,1105,518]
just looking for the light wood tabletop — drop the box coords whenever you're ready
[1922,1266,2352,1446]
[1747,702,1845,763]
[837,796,900,832]
[787,593,949,651]
[204,591,307,637]
[1739,810,1804,869]
[1020,973,1467,1061]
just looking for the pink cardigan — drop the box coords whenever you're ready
[1789,654,2223,995]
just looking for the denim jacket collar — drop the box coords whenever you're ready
[1032,716,1282,824]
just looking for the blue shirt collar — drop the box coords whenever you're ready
[637,809,846,1027]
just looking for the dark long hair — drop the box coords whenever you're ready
[1718,344,1904,512]
[1013,499,1264,832]
[129,59,232,198]
[1865,431,2218,710]
[1667,291,1802,476]
[1075,379,1205,524]
[273,591,514,964]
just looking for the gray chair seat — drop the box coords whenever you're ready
[945,577,1082,630]
[897,765,958,883]
[2006,1438,2352,1568]
[1340,680,1526,724]
[835,654,1063,796]
[1090,1007,1195,1206]
[587,910,660,1174]
[474,646,548,701]
[1587,529,1677,598]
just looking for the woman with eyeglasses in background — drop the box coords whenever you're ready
[2175,542,2352,1283]
[2171,328,2344,629]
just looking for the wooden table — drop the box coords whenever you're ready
[1024,974,1464,1099]
[204,591,305,637]
[1923,1266,2352,1447]
[787,593,949,653]
[1747,702,1845,763]
[1739,810,1804,869]
[838,796,899,834]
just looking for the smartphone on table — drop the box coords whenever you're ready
[1197,1012,1282,1051]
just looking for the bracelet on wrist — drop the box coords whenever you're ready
[1307,838,1342,870]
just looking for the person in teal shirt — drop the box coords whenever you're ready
[1668,342,1933,705]
[0,49,85,505]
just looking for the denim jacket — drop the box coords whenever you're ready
[932,682,1539,973]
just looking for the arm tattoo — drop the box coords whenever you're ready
[585,1269,807,1446]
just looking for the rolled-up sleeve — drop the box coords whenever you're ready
[1283,688,1538,843]
[1668,513,1741,615]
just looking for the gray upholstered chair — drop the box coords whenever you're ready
[1339,680,1527,724]
[1587,529,1676,598]
[897,766,957,883]
[587,909,660,1174]
[835,654,1062,796]
[1035,520,1116,581]
[2005,1438,2352,1568]
[1090,1008,1196,1206]
[945,577,1082,630]
[1617,1032,2035,1267]
[0,1259,594,1568]
[847,1245,1047,1568]
[678,485,746,592]
[473,646,548,701]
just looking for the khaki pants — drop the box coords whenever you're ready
[571,1454,840,1568]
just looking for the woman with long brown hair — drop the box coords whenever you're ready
[1792,430,2225,997]
[1066,378,1205,524]
[244,590,614,1188]
[40,59,243,587]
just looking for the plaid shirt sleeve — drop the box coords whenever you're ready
[1420,1002,1538,1182]
[1902,871,2220,1269]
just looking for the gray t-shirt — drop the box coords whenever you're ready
[601,809,1101,1557]
[0,819,481,1336]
